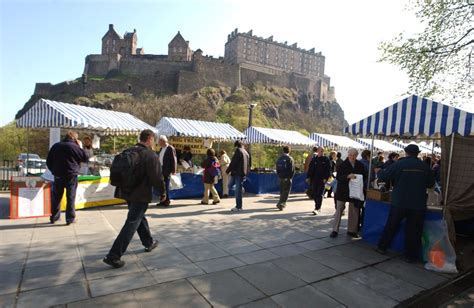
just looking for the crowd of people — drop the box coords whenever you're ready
[46,129,438,268]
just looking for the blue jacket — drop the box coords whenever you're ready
[46,138,89,178]
[377,156,435,210]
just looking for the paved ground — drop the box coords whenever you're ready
[0,192,457,307]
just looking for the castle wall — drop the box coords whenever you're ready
[119,58,192,75]
[86,55,120,76]
[240,67,291,88]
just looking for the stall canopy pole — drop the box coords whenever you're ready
[113,136,116,153]
[443,133,455,212]
[366,135,375,190]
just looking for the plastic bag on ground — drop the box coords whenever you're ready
[169,173,183,190]
[422,220,458,274]
[349,174,365,201]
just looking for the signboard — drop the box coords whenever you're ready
[10,176,51,219]
[169,137,213,154]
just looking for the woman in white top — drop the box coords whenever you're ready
[219,150,231,197]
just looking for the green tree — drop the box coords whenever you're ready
[379,1,473,106]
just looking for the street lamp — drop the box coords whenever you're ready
[247,103,257,159]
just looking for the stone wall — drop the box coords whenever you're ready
[120,57,192,75]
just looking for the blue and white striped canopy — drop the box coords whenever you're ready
[155,117,246,141]
[393,140,441,155]
[244,126,316,146]
[344,95,473,137]
[309,133,364,150]
[16,98,156,135]
[356,138,403,153]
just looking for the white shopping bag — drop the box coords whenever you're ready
[349,174,365,201]
[169,173,183,190]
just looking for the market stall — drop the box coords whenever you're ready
[156,117,246,199]
[309,133,364,158]
[243,126,316,194]
[344,94,474,250]
[14,98,157,214]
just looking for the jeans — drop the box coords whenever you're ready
[378,206,426,260]
[229,175,244,209]
[278,178,292,206]
[51,175,78,223]
[312,180,325,210]
[107,201,153,260]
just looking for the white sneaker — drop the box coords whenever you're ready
[231,207,242,212]
[312,210,319,215]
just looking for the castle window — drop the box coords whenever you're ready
[113,39,116,45]
[107,39,110,44]
[113,47,115,52]
[173,47,176,52]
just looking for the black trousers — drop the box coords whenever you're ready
[312,180,325,210]
[107,201,153,260]
[378,206,426,260]
[51,175,78,223]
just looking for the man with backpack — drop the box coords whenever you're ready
[104,129,165,268]
[306,146,331,215]
[276,145,295,210]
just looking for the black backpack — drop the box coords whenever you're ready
[276,155,292,178]
[110,146,144,192]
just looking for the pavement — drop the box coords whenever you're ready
[0,192,458,307]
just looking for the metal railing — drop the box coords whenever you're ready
[0,160,16,191]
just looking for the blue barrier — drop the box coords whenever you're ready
[362,199,443,252]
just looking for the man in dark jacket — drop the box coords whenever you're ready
[47,130,89,225]
[276,145,295,210]
[306,146,331,215]
[156,135,177,207]
[104,129,166,268]
[376,144,435,263]
[331,148,367,238]
[226,140,250,212]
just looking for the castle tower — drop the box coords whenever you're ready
[168,31,192,61]
[102,24,122,55]
[122,29,137,56]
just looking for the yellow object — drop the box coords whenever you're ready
[60,176,125,210]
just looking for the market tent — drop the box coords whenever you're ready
[309,133,364,150]
[344,94,473,137]
[356,138,402,153]
[344,95,474,241]
[244,126,316,146]
[156,117,246,141]
[393,140,441,155]
[16,98,156,134]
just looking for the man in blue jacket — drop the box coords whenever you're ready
[376,144,435,262]
[47,130,89,225]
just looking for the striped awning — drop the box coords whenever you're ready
[155,117,246,141]
[309,133,364,150]
[393,140,441,154]
[16,98,156,135]
[244,126,316,146]
[356,138,403,153]
[344,95,474,137]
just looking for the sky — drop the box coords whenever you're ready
[0,0,420,127]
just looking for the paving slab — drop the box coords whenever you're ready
[235,262,306,296]
[250,238,292,249]
[0,293,16,308]
[281,230,314,243]
[304,247,367,273]
[68,290,139,307]
[272,255,338,283]
[238,297,280,308]
[133,279,211,307]
[16,281,89,307]
[271,285,344,308]
[21,260,85,291]
[214,238,262,254]
[83,254,146,280]
[332,242,391,264]
[149,263,204,284]
[0,268,22,295]
[296,238,335,251]
[188,270,265,307]
[345,267,424,302]
[178,242,229,262]
[375,258,449,289]
[268,243,309,257]
[196,256,245,273]
[139,247,191,270]
[234,249,280,265]
[313,275,398,308]
[88,271,157,298]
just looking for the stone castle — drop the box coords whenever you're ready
[34,25,336,103]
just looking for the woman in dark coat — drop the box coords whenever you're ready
[201,149,221,205]
[331,148,367,238]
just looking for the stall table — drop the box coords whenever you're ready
[362,199,443,252]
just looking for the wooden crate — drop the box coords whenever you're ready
[366,189,391,202]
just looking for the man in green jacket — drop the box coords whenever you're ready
[376,144,435,262]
